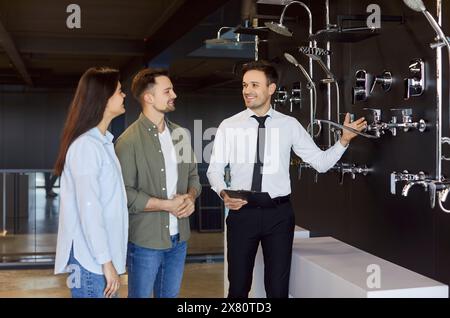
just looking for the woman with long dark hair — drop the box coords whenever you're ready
[54,67,128,298]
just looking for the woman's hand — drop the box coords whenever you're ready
[102,261,120,298]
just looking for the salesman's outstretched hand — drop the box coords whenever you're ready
[220,191,247,211]
[340,113,367,147]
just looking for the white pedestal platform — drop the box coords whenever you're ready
[288,236,448,298]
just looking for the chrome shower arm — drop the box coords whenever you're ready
[279,1,313,36]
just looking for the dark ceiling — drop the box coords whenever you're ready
[0,0,233,87]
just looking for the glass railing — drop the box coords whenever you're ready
[0,169,224,268]
[0,170,58,266]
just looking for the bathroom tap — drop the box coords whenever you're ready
[388,108,426,136]
[401,180,428,197]
[337,163,370,185]
[390,171,427,195]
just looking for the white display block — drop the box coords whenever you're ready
[289,237,448,298]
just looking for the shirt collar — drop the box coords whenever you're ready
[88,127,114,145]
[245,107,274,120]
[139,112,175,133]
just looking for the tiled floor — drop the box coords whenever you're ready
[0,262,224,298]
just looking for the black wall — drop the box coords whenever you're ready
[262,0,450,287]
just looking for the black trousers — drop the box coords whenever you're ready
[226,201,295,298]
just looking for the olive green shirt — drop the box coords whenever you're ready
[115,113,201,249]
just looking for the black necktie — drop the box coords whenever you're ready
[251,115,269,192]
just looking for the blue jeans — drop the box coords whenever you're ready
[127,234,187,298]
[67,246,106,298]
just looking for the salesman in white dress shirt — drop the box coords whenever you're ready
[207,60,367,298]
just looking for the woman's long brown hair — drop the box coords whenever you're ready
[54,67,120,176]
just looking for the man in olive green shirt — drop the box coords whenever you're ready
[115,68,201,298]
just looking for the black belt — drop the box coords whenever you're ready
[272,195,290,205]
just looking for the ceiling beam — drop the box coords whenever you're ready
[0,20,33,86]
[13,37,145,57]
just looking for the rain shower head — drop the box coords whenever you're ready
[264,21,293,37]
[264,1,312,37]
[402,0,426,12]
[204,38,235,45]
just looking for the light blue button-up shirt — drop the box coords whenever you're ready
[55,127,128,275]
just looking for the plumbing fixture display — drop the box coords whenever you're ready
[352,70,373,103]
[335,163,371,185]
[397,0,450,213]
[273,83,302,112]
[391,171,450,212]
[352,70,392,104]
[267,2,316,136]
[404,58,425,99]
[314,119,379,139]
[371,71,393,93]
[362,108,426,138]
[284,52,319,137]
[299,45,340,146]
[289,82,302,112]
[264,1,312,38]
[274,86,288,109]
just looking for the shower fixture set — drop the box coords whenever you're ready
[390,0,450,213]
[263,0,450,212]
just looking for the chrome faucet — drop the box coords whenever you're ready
[388,108,426,136]
[401,180,428,197]
[337,163,371,185]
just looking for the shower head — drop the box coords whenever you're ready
[402,0,426,12]
[204,38,235,45]
[264,21,292,37]
[284,53,315,87]
[284,52,299,65]
[299,46,331,58]
[402,0,450,50]
[298,46,336,81]
[265,1,312,37]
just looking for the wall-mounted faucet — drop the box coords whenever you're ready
[404,58,425,99]
[391,169,450,211]
[389,108,427,136]
[363,108,426,137]
[390,171,428,196]
[337,163,371,185]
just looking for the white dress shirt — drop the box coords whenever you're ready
[55,127,128,275]
[207,107,348,199]
[159,124,179,235]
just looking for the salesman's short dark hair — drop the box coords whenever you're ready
[242,60,278,85]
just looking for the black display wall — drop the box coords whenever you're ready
[259,0,450,289]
